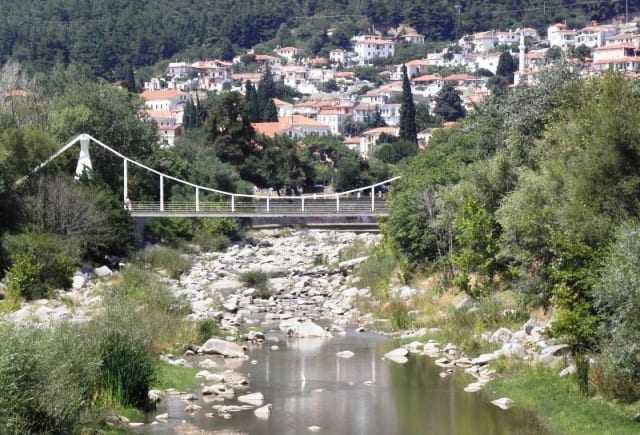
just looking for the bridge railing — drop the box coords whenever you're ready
[130,198,389,216]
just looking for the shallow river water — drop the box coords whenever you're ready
[143,329,547,435]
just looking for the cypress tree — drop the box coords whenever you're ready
[399,64,417,143]
[257,65,277,121]
[184,99,196,129]
[496,51,517,84]
[245,80,261,122]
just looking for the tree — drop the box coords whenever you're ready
[275,23,294,47]
[496,51,516,84]
[399,65,418,143]
[257,65,278,121]
[415,103,438,131]
[433,83,466,122]
[208,92,256,166]
[244,81,261,122]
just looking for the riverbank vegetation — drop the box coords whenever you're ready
[352,70,640,431]
[0,263,205,432]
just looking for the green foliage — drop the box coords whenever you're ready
[197,319,221,344]
[4,233,79,301]
[496,51,517,84]
[0,325,100,434]
[354,243,400,297]
[388,299,413,330]
[98,331,155,410]
[374,138,418,164]
[591,224,640,402]
[146,218,195,245]
[399,64,417,143]
[433,83,466,122]
[134,245,192,279]
[239,270,271,299]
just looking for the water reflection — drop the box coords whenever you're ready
[144,331,547,435]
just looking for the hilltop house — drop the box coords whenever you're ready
[352,35,396,64]
[252,115,331,139]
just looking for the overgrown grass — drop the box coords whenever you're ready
[351,242,402,297]
[338,239,371,262]
[197,318,221,344]
[134,245,192,279]
[153,362,199,392]
[239,270,271,299]
[490,365,640,435]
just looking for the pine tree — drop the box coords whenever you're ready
[399,64,417,143]
[184,99,196,129]
[257,65,278,122]
[496,51,517,84]
[245,80,261,122]
[433,83,466,122]
[262,98,279,122]
[125,62,137,93]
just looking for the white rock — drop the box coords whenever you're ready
[200,338,245,358]
[199,359,218,369]
[491,397,514,410]
[94,266,113,278]
[559,365,576,377]
[285,321,331,338]
[237,392,264,406]
[308,426,321,432]
[254,404,272,420]
[336,350,354,359]
[464,382,484,393]
[501,342,526,359]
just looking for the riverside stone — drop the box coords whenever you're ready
[237,392,264,406]
[200,339,245,358]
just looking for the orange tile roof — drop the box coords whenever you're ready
[141,89,186,100]
[343,136,362,144]
[413,74,441,83]
[594,44,636,50]
[252,115,329,137]
[272,98,293,107]
[444,74,476,81]
[363,127,400,136]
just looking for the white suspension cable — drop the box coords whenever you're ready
[23,133,401,200]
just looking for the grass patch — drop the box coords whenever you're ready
[354,244,399,297]
[338,239,371,262]
[490,365,640,435]
[239,270,271,299]
[134,245,192,279]
[197,318,221,344]
[153,361,199,392]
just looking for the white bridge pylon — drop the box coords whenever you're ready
[24,134,400,218]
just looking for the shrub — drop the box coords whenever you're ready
[239,270,270,298]
[193,231,231,252]
[354,244,400,297]
[388,299,413,330]
[199,218,242,241]
[197,319,221,344]
[3,233,79,300]
[0,324,100,434]
[98,331,155,410]
[134,245,192,279]
[145,218,195,245]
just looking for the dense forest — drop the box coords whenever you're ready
[0,0,637,80]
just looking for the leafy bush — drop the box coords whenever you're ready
[3,233,79,300]
[354,243,401,297]
[591,225,640,402]
[239,270,270,298]
[145,218,195,245]
[192,232,231,252]
[134,245,192,279]
[197,319,221,344]
[0,324,100,434]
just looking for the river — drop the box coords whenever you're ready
[137,230,547,434]
[143,329,546,435]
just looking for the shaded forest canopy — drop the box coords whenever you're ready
[0,0,637,80]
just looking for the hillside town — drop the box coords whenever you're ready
[141,18,640,153]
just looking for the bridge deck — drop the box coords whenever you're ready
[130,200,389,218]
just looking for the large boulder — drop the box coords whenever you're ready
[284,321,331,338]
[200,338,245,358]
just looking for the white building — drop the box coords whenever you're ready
[167,62,194,79]
[592,44,640,72]
[141,89,189,112]
[353,35,396,64]
[576,24,618,48]
[359,127,400,158]
[275,47,300,63]
[380,103,401,126]
[330,49,348,65]
[548,23,577,49]
[146,111,183,147]
[317,109,348,135]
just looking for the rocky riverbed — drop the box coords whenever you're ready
[2,229,561,434]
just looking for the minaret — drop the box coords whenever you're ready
[516,30,526,86]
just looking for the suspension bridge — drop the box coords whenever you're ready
[25,134,400,221]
